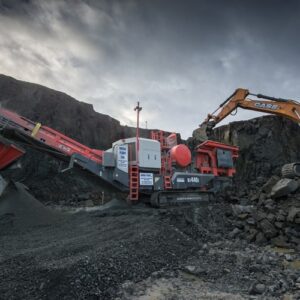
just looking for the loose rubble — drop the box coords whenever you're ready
[1,195,300,299]
[228,171,300,252]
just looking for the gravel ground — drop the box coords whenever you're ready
[0,187,299,300]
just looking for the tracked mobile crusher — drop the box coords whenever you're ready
[0,108,238,207]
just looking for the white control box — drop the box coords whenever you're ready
[113,137,161,169]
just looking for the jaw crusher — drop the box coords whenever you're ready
[0,107,238,207]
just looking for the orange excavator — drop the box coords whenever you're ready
[199,88,300,178]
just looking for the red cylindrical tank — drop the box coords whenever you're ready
[170,144,192,167]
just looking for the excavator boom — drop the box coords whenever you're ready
[201,88,300,131]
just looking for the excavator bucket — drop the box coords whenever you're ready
[192,124,209,144]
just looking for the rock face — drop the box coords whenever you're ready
[0,74,149,149]
[212,116,300,184]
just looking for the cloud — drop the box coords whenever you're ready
[0,0,300,138]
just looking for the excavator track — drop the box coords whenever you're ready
[150,190,213,208]
[281,163,300,178]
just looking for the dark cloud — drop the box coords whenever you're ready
[0,0,299,137]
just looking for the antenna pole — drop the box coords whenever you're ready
[134,102,142,165]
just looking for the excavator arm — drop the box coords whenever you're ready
[201,88,300,134]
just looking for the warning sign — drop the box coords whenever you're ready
[140,173,153,186]
[117,145,128,172]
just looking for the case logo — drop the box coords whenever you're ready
[254,102,279,110]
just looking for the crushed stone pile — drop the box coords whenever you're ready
[0,181,61,231]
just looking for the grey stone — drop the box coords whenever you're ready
[285,254,293,261]
[231,205,254,216]
[285,227,300,238]
[85,200,94,207]
[271,179,299,198]
[250,193,259,202]
[278,209,288,216]
[253,211,267,222]
[250,283,266,295]
[271,236,290,248]
[185,265,196,273]
[264,199,275,210]
[247,218,256,225]
[274,222,284,229]
[259,219,277,239]
[262,175,280,194]
[121,280,134,293]
[255,232,267,244]
[229,228,241,239]
[184,265,207,276]
[287,207,300,222]
[259,193,267,203]
[276,213,286,222]
[247,229,258,242]
[290,236,300,246]
[238,213,249,220]
[267,213,276,223]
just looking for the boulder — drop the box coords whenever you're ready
[287,207,300,223]
[271,179,299,198]
[259,219,278,239]
[262,175,280,194]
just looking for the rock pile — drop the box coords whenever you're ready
[230,173,300,250]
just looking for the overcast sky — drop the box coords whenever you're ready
[0,0,300,138]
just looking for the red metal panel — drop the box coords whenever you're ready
[0,139,25,170]
[0,108,103,164]
[195,140,239,177]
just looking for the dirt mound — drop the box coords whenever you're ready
[0,181,61,231]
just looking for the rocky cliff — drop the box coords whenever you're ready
[212,116,300,185]
[0,74,149,149]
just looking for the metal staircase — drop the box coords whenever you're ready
[129,165,139,201]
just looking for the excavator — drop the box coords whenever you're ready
[198,88,300,178]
